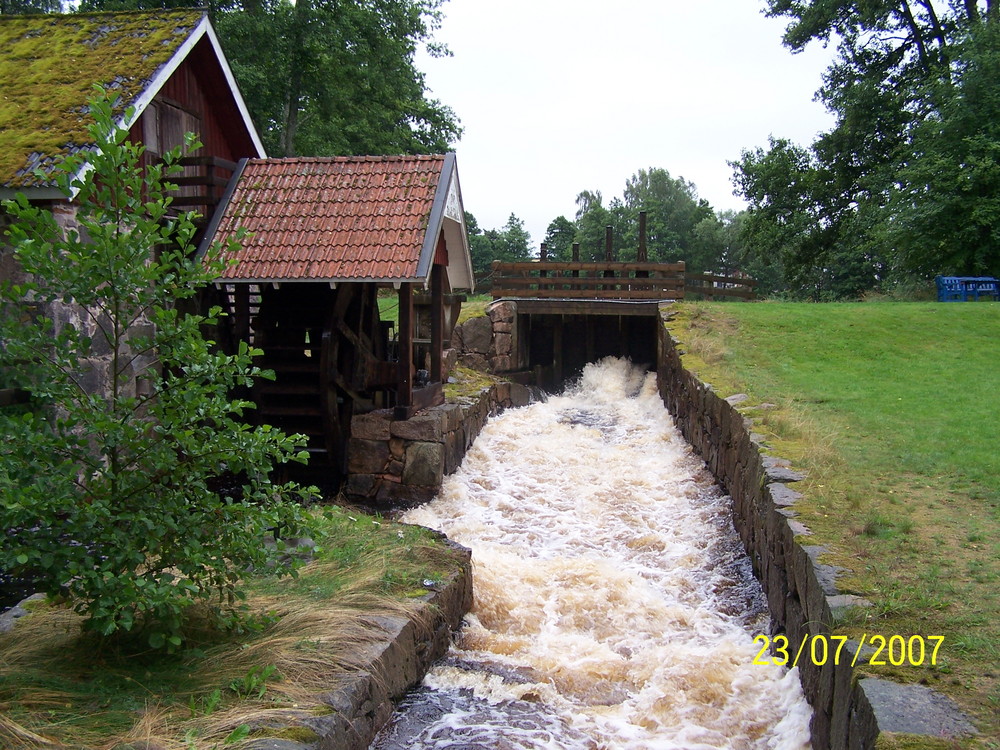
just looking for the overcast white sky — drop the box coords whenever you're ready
[415,0,838,246]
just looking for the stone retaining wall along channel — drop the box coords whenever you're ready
[656,311,880,750]
[344,379,532,510]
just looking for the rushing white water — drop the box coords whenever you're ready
[378,358,812,750]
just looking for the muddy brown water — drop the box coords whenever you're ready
[374,358,811,750]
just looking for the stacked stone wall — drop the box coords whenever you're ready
[345,380,531,509]
[450,300,519,374]
[656,314,879,750]
[1,202,157,401]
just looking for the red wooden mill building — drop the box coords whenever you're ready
[202,155,474,483]
[0,10,475,489]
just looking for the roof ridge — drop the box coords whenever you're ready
[0,8,205,23]
[250,155,445,165]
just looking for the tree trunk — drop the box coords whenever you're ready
[281,0,312,157]
[898,1,932,71]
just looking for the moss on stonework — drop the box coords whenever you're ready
[0,9,204,188]
[873,733,958,750]
[443,365,500,402]
[262,727,322,743]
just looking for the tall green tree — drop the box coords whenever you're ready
[542,215,576,261]
[0,92,313,648]
[573,190,623,261]
[0,0,61,13]
[465,212,533,278]
[886,21,1000,278]
[621,168,714,269]
[215,0,461,157]
[734,0,1000,297]
[76,0,462,157]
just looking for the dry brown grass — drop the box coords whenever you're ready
[0,511,465,749]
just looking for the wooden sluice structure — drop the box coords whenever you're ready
[485,214,756,388]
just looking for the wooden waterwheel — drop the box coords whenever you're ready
[249,283,392,484]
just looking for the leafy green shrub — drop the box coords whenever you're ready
[0,89,316,649]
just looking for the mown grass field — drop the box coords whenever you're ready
[666,301,999,745]
[0,508,465,749]
[376,291,491,329]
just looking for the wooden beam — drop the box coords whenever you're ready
[395,283,413,420]
[491,288,683,300]
[233,283,250,344]
[0,388,30,407]
[430,263,444,383]
[495,261,687,273]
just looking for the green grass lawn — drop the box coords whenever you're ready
[376,292,492,329]
[667,301,999,745]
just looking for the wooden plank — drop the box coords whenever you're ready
[687,272,758,287]
[178,155,239,171]
[170,175,231,188]
[395,284,413,420]
[513,300,669,316]
[494,277,683,291]
[412,383,444,412]
[491,287,683,300]
[687,285,756,300]
[430,263,444,383]
[494,261,687,274]
[0,388,30,407]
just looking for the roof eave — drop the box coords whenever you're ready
[414,153,453,283]
[0,185,67,202]
[2,13,265,200]
[218,277,423,285]
[123,16,265,159]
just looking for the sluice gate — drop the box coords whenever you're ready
[486,257,754,390]
[515,300,661,390]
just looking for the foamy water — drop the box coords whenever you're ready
[376,358,811,750]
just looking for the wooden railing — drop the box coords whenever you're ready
[489,261,756,301]
[685,272,757,300]
[167,155,239,210]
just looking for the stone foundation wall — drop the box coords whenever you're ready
[1,202,157,401]
[450,300,519,374]
[344,380,531,509]
[655,314,879,750]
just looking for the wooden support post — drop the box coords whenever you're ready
[396,283,414,420]
[538,242,548,290]
[554,314,564,387]
[603,226,615,289]
[572,243,580,279]
[638,211,648,262]
[430,264,444,384]
[636,211,649,280]
[234,283,251,344]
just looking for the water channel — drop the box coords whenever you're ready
[373,357,812,750]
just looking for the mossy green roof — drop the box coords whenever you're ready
[0,9,205,189]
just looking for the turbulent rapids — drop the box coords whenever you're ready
[374,358,812,750]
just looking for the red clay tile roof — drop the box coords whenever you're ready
[213,155,447,282]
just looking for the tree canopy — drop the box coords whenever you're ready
[733,0,1000,298]
[0,92,313,648]
[72,0,462,158]
[467,212,533,279]
[570,168,728,273]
